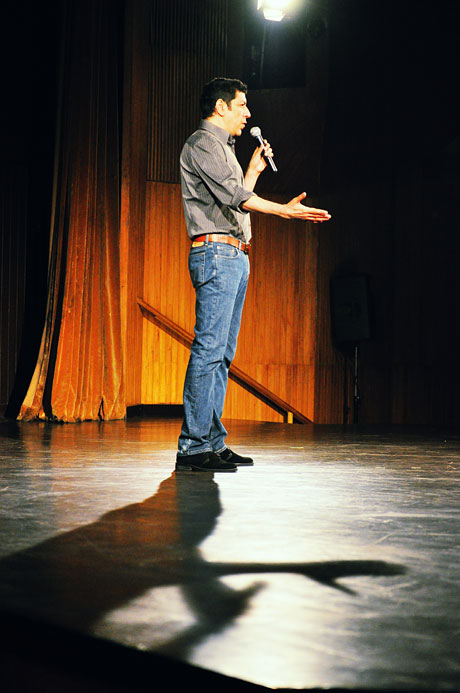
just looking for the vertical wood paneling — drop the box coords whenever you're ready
[233,211,318,421]
[142,182,192,405]
[147,0,229,182]
[142,182,319,422]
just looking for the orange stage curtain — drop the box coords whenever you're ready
[18,0,125,422]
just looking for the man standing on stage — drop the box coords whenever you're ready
[176,77,331,473]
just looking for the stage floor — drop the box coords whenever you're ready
[1,417,459,691]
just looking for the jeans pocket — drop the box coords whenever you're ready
[215,243,239,259]
[188,248,206,288]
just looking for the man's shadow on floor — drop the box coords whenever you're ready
[0,470,406,659]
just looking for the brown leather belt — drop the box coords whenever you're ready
[191,234,250,254]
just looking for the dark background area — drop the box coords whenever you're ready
[324,0,460,185]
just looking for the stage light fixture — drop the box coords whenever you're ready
[257,0,292,22]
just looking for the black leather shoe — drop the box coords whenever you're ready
[175,451,237,472]
[218,448,254,466]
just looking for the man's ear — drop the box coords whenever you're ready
[214,98,227,117]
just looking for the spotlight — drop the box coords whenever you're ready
[257,0,292,22]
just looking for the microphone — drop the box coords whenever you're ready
[250,126,278,172]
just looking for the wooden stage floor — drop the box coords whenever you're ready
[1,417,459,692]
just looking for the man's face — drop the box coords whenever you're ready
[221,90,251,136]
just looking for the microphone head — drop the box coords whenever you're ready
[250,126,261,138]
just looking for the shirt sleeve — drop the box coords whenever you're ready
[183,134,254,212]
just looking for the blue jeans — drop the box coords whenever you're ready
[178,241,250,456]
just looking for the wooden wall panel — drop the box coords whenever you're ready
[142,182,193,405]
[141,182,318,422]
[233,211,318,421]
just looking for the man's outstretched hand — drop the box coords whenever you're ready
[242,190,331,222]
[282,192,331,222]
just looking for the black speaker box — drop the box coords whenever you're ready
[330,275,372,344]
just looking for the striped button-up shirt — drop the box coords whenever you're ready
[180,119,254,242]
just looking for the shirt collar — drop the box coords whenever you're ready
[199,119,235,147]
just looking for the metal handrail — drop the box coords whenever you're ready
[137,297,312,424]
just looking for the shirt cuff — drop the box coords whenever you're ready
[231,187,255,213]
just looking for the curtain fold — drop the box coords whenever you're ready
[18,0,126,422]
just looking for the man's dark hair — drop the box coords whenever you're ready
[200,77,248,119]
